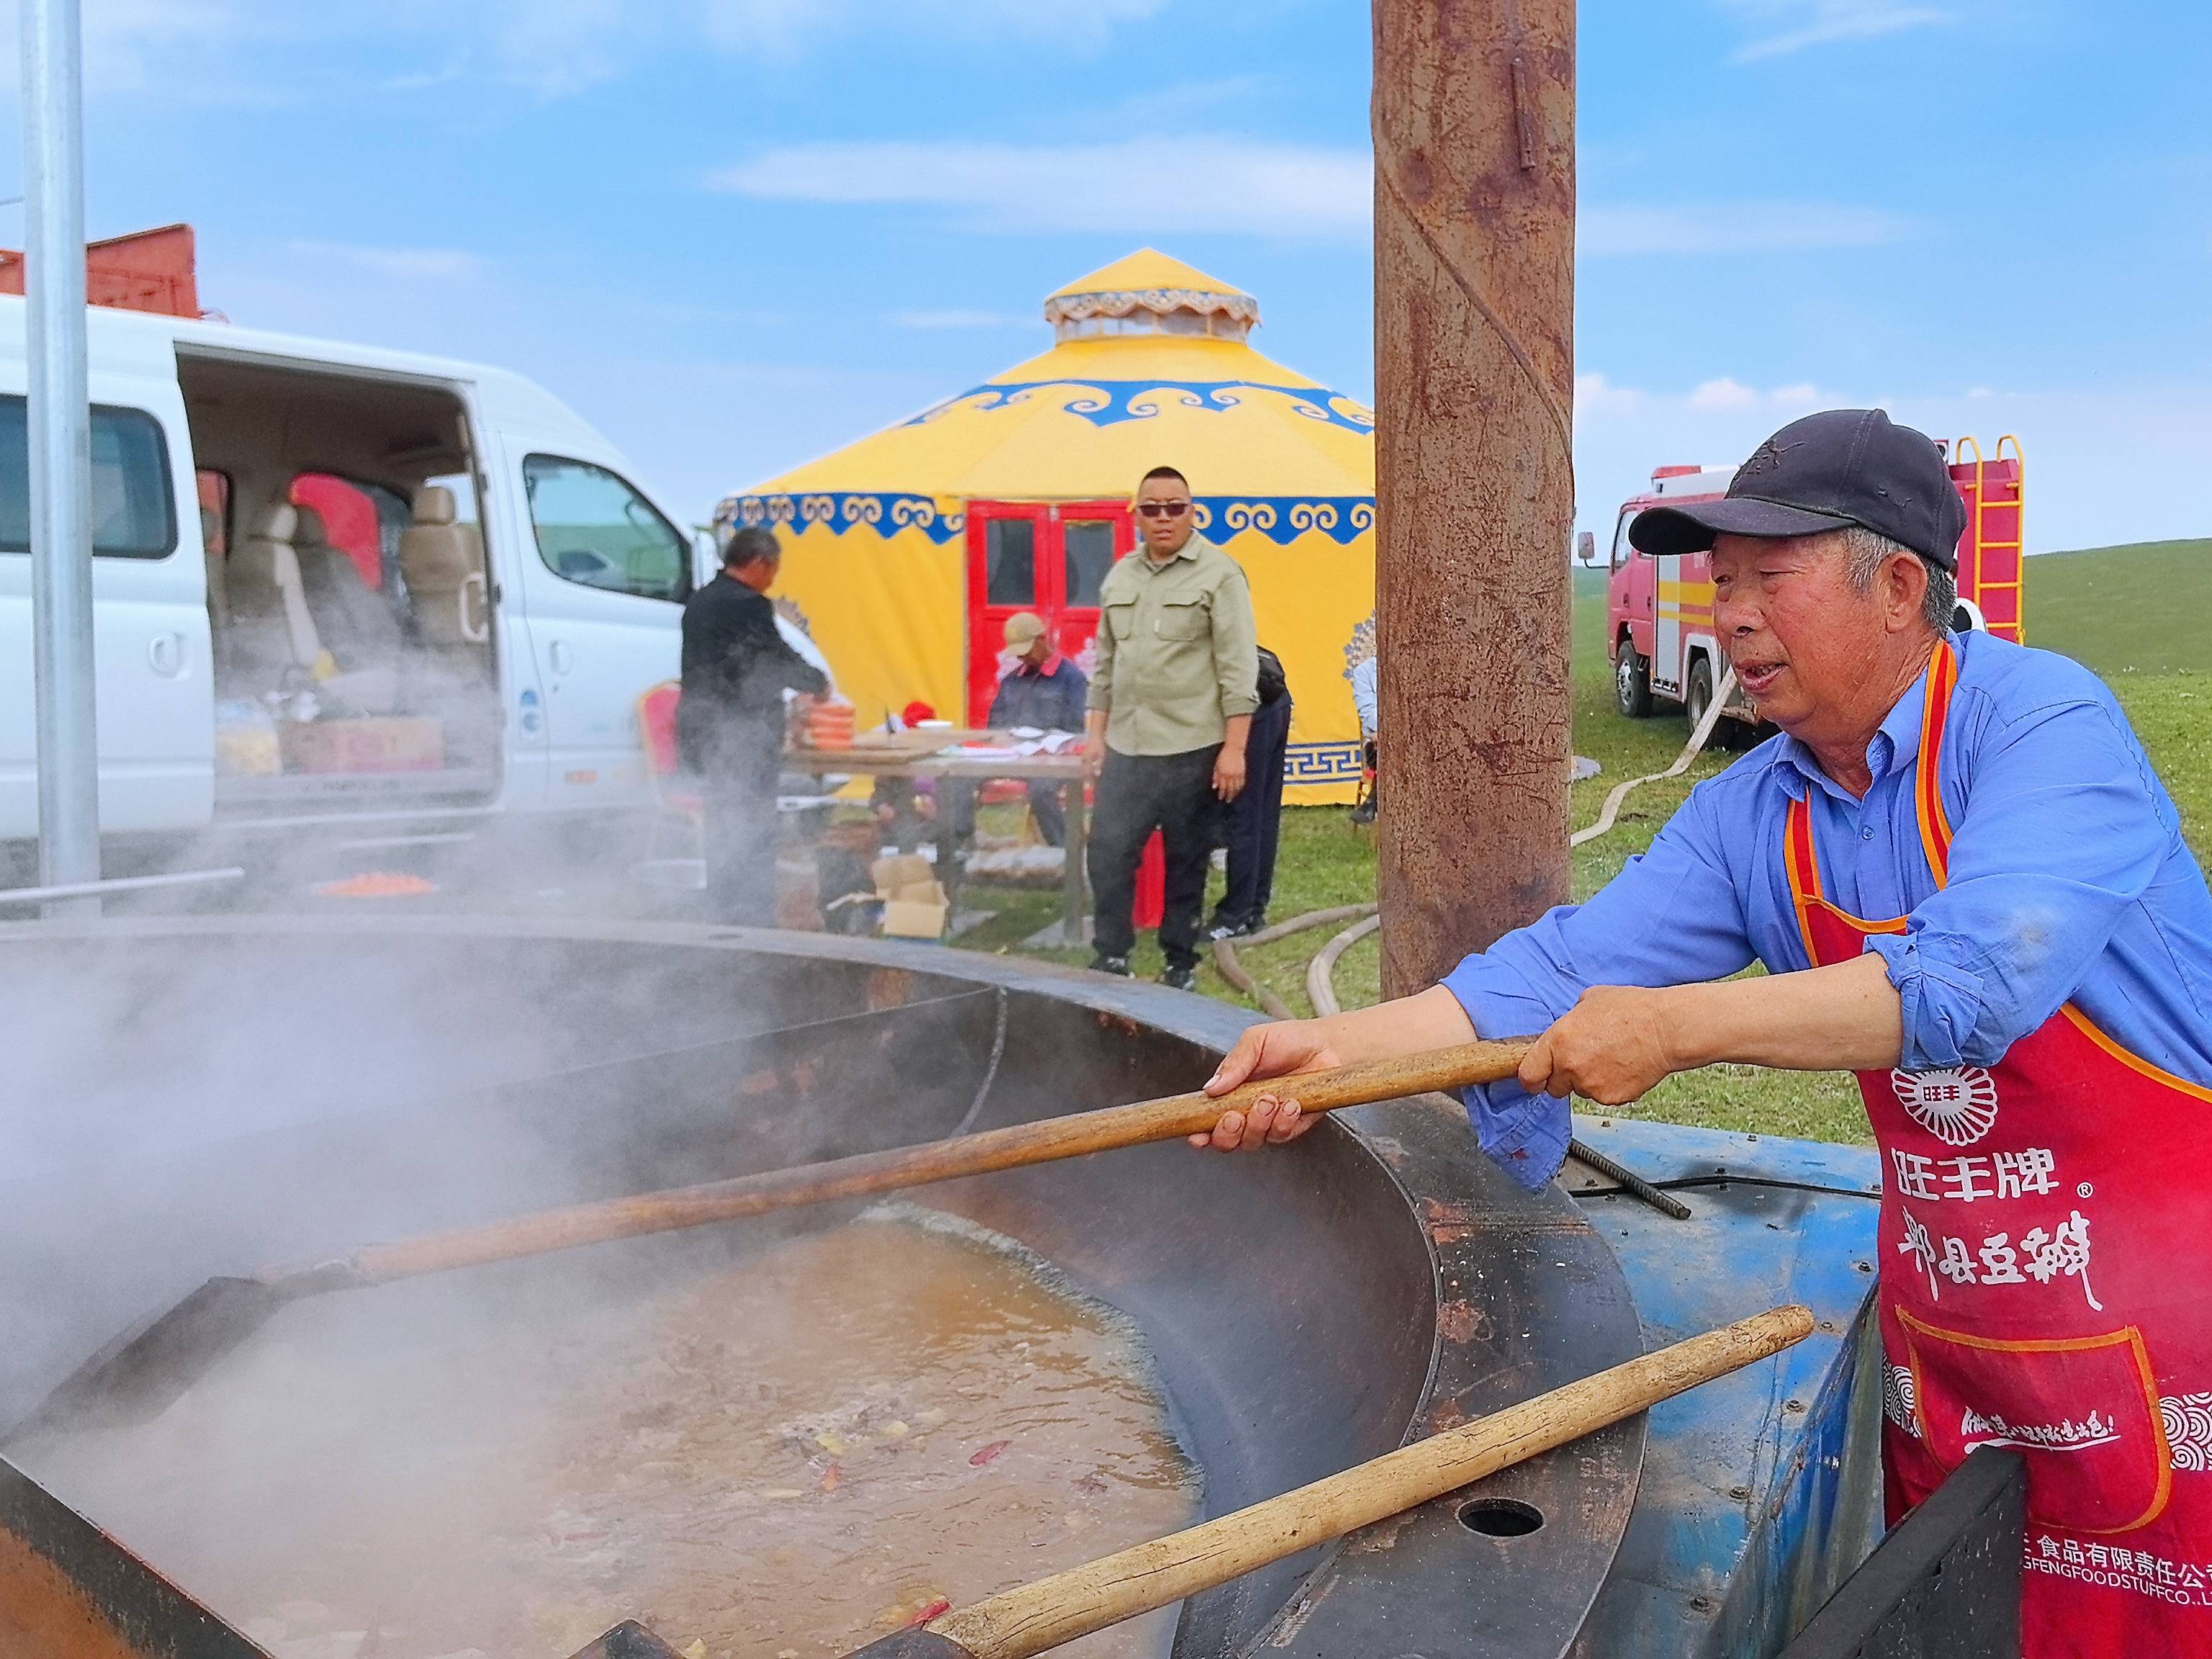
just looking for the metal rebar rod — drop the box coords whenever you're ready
[21,0,99,920]
[1567,1136,1693,1220]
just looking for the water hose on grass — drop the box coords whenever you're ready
[1210,903,1377,1020]
[1570,665,1739,849]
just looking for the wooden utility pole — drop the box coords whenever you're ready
[1372,0,1575,997]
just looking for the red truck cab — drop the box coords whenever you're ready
[1605,438,2025,738]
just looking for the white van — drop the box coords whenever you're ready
[0,297,741,841]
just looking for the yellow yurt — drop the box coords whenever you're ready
[716,250,1375,802]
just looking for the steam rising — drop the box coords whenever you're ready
[0,930,1194,1659]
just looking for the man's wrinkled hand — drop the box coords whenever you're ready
[1517,985,1682,1107]
[1083,733,1107,780]
[1213,746,1247,801]
[1189,1020,1338,1151]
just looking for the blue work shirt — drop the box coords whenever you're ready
[988,655,1088,734]
[1442,631,2212,1190]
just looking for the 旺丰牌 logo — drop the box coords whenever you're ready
[1892,1066,2000,1146]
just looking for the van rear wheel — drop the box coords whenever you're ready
[1614,641,1653,718]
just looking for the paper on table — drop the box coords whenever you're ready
[956,733,1083,760]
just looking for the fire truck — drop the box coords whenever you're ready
[1601,437,2024,737]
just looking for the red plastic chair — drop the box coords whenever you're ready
[637,681,706,883]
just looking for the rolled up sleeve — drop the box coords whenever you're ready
[1211,568,1261,721]
[1440,783,1757,1188]
[1863,696,2171,1070]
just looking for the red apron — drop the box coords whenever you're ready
[1784,639,2212,1655]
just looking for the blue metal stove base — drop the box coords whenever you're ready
[1563,1115,1886,1658]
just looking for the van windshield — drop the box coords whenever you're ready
[0,395,176,558]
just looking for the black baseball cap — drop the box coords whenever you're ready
[1629,408,1967,572]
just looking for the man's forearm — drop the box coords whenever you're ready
[1086,709,1108,742]
[1309,985,1475,1066]
[1221,712,1251,755]
[1666,953,1904,1073]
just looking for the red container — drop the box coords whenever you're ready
[0,223,201,317]
[805,700,857,750]
[1133,831,1166,930]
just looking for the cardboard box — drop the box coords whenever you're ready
[280,716,445,775]
[871,853,948,938]
[214,721,282,778]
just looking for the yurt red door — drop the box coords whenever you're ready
[964,500,1133,725]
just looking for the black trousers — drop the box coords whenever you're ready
[1213,696,1292,931]
[702,762,781,927]
[1087,745,1220,971]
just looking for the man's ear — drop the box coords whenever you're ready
[1888,553,1928,633]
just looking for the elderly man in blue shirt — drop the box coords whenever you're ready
[1193,409,2212,1658]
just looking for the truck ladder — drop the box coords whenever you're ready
[1956,434,2026,644]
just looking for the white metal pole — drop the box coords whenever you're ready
[0,866,243,908]
[20,0,99,918]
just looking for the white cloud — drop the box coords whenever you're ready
[1581,200,1910,255]
[0,0,233,94]
[476,0,632,96]
[0,0,1171,104]
[1574,373,1647,416]
[891,309,1028,331]
[1688,377,1761,411]
[284,240,487,282]
[1723,0,1951,63]
[715,140,1907,256]
[710,138,1372,238]
[1681,377,1822,413]
[698,0,1167,55]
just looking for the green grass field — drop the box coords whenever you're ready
[968,536,2212,1145]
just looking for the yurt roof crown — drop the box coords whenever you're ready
[1043,248,1259,343]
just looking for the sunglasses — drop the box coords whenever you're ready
[1136,501,1191,519]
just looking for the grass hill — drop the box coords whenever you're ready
[2018,538,2212,676]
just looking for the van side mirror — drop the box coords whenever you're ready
[1575,531,1597,567]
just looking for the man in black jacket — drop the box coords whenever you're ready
[1208,644,1292,939]
[678,527,827,924]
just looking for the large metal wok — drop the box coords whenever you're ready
[0,917,1645,1658]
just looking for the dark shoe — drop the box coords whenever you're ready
[1349,799,1377,825]
[1086,954,1131,977]
[1160,964,1198,992]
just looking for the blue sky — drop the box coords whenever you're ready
[6,0,2206,552]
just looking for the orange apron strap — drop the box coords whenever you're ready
[1784,794,1823,965]
[1915,639,1959,886]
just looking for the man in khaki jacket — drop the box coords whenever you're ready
[1082,464,1259,989]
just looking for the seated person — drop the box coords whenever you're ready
[873,701,941,853]
[950,613,1088,848]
